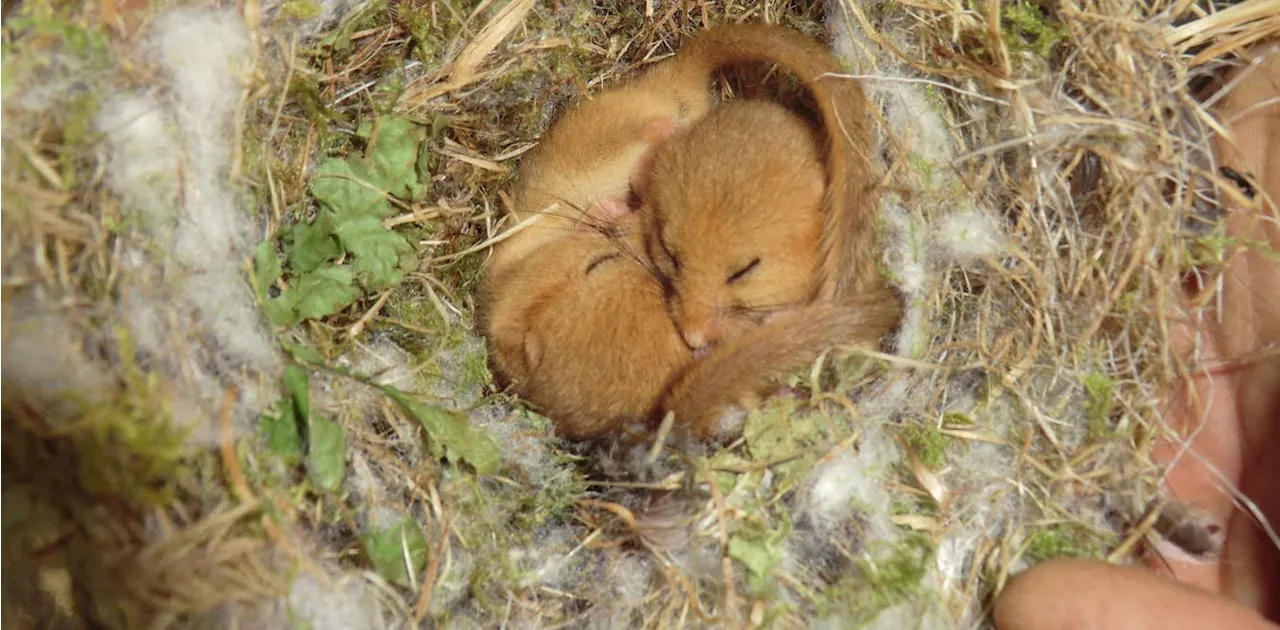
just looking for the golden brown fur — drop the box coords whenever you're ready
[479,23,900,441]
[659,288,901,439]
[484,217,693,440]
[643,100,827,348]
[484,48,718,279]
[640,22,893,350]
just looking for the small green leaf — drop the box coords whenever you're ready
[281,341,325,365]
[335,214,413,290]
[293,265,359,321]
[728,526,786,593]
[261,401,303,459]
[306,416,346,492]
[311,158,393,220]
[283,365,311,425]
[362,516,428,587]
[364,115,428,201]
[285,216,343,275]
[382,388,501,475]
[263,293,299,328]
[253,241,283,294]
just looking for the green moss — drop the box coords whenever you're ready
[1001,3,1065,58]
[282,0,323,20]
[819,532,934,625]
[459,345,491,391]
[891,494,939,518]
[901,423,948,468]
[1184,223,1230,269]
[908,153,934,186]
[1082,373,1114,441]
[71,333,192,506]
[729,515,792,595]
[1025,522,1108,561]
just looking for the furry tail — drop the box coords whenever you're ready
[658,287,902,439]
[674,23,883,301]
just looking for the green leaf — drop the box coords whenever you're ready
[335,214,413,290]
[261,401,303,459]
[728,527,786,593]
[281,341,325,365]
[263,293,299,328]
[254,241,298,327]
[382,388,501,475]
[306,416,346,492]
[253,241,283,294]
[283,365,311,425]
[285,215,343,275]
[362,517,429,587]
[293,265,359,321]
[310,158,393,220]
[364,115,428,201]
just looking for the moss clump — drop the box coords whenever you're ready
[1001,3,1065,58]
[1082,373,1115,441]
[1025,522,1108,561]
[819,532,934,625]
[901,423,948,469]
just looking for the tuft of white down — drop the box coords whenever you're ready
[932,209,1005,264]
[97,6,280,445]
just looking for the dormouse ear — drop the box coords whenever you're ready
[521,330,544,371]
[578,197,630,231]
[631,116,679,199]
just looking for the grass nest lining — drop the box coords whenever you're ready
[2,0,1276,628]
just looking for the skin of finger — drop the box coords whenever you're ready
[1205,42,1280,615]
[993,559,1280,630]
[1148,44,1280,606]
[1211,42,1280,448]
[1150,318,1239,594]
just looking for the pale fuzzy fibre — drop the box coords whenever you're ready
[96,94,183,229]
[802,425,899,540]
[825,4,1008,624]
[933,209,1006,264]
[879,200,930,358]
[97,7,281,445]
[0,295,113,419]
[149,8,277,370]
[285,567,386,630]
[508,527,578,589]
[582,553,654,628]
[863,596,954,630]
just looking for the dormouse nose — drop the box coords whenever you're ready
[682,328,710,351]
[678,311,722,353]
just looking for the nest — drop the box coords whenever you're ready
[2,0,1276,628]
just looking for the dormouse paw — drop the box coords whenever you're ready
[701,404,747,442]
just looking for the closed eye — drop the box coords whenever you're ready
[660,240,681,272]
[584,253,621,276]
[726,257,760,284]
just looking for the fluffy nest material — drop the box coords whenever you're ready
[2,0,1276,628]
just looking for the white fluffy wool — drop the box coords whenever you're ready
[0,296,113,419]
[150,8,278,371]
[878,201,930,358]
[150,7,251,264]
[97,6,281,446]
[96,94,182,227]
[804,426,899,539]
[933,210,1006,264]
[509,527,577,589]
[285,568,385,630]
[581,552,655,629]
[805,452,872,525]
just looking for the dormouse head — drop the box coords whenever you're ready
[482,216,692,440]
[639,100,825,352]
